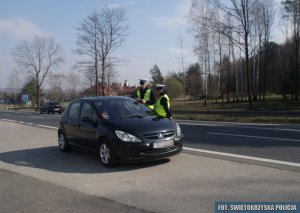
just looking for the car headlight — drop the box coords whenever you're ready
[115,130,142,142]
[176,123,182,137]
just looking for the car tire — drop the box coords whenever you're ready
[47,110,50,114]
[40,111,43,114]
[58,131,71,152]
[98,139,116,167]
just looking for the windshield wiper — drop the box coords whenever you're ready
[124,114,147,118]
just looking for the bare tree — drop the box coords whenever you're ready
[47,73,65,103]
[261,0,275,100]
[105,61,118,96]
[75,11,100,96]
[190,0,259,108]
[282,0,300,100]
[7,69,21,109]
[178,35,187,110]
[189,0,214,106]
[12,36,64,109]
[64,71,81,101]
[75,6,129,96]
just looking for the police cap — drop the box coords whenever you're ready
[156,84,165,90]
[139,79,147,85]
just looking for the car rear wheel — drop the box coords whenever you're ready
[98,139,116,167]
[58,132,71,152]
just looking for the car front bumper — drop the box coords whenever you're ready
[112,137,183,163]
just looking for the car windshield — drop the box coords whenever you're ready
[94,98,155,119]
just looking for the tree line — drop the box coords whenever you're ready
[184,0,300,109]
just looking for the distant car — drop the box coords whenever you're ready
[58,96,183,167]
[40,102,63,114]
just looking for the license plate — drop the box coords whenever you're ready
[153,140,174,149]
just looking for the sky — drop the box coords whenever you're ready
[0,0,285,90]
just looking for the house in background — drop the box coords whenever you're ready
[82,80,137,97]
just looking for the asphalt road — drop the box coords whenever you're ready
[1,121,299,213]
[0,169,149,213]
[1,109,300,164]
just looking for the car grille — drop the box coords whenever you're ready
[142,130,175,140]
[140,143,182,155]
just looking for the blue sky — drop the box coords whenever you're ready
[0,0,286,90]
[0,0,198,89]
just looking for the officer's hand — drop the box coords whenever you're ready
[169,116,173,121]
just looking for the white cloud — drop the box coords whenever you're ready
[152,0,191,30]
[175,0,191,17]
[169,47,190,54]
[0,18,47,39]
[107,1,137,9]
[152,17,186,29]
[107,3,122,9]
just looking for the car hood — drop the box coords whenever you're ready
[105,116,176,136]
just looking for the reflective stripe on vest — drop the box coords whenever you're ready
[137,89,154,109]
[155,94,170,117]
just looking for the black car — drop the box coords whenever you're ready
[58,96,183,167]
[40,102,63,114]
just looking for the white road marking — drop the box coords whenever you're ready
[178,122,300,132]
[1,119,17,122]
[1,119,57,130]
[183,147,300,168]
[208,132,300,142]
[36,125,58,130]
[177,120,280,126]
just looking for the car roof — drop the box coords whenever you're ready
[81,96,133,102]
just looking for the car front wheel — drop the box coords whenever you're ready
[58,132,71,152]
[98,139,116,167]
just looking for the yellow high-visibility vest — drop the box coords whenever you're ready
[155,94,170,117]
[137,89,154,109]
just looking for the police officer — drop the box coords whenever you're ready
[155,84,173,120]
[134,79,156,109]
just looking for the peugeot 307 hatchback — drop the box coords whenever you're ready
[58,96,183,167]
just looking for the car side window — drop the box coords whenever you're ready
[80,102,93,120]
[68,102,81,120]
[91,110,98,123]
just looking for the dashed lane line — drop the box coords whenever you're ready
[178,122,300,132]
[207,132,300,142]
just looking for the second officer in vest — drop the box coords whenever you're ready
[134,79,156,109]
[155,84,173,120]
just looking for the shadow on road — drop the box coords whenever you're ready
[0,146,170,173]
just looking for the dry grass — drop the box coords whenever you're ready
[172,96,300,111]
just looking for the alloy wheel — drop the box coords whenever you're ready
[58,133,65,150]
[100,143,111,164]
